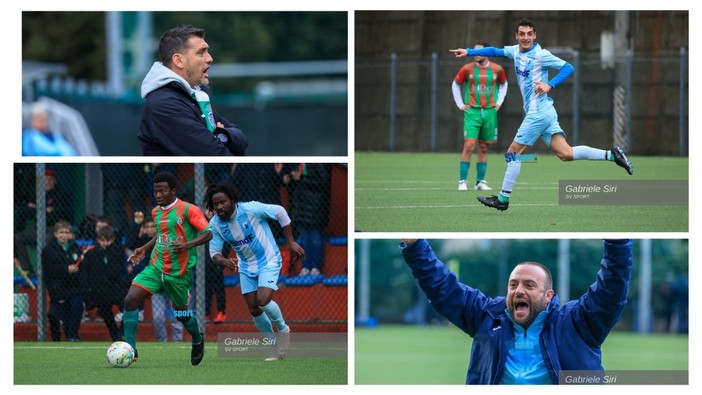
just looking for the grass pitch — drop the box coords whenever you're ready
[354,325,688,384]
[14,341,347,384]
[355,152,688,232]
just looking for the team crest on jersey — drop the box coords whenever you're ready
[177,217,183,225]
[243,222,250,229]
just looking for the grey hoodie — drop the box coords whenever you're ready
[141,62,196,99]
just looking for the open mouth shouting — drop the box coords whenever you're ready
[512,299,531,321]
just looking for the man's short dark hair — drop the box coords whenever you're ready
[515,18,536,33]
[204,183,242,212]
[153,172,178,189]
[515,261,552,290]
[159,25,206,67]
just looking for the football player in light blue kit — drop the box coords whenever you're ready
[451,18,633,211]
[205,182,305,360]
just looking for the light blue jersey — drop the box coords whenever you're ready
[502,44,567,114]
[500,309,551,384]
[467,44,572,115]
[209,201,291,276]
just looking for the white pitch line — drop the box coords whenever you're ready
[356,187,559,191]
[357,203,558,209]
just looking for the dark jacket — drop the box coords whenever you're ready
[80,242,128,304]
[139,62,248,156]
[402,239,633,384]
[42,239,83,301]
[124,222,151,279]
[287,164,331,229]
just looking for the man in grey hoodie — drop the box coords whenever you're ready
[139,25,248,156]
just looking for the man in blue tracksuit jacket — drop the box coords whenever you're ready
[401,239,633,384]
[139,25,248,156]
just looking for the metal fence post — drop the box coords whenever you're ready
[389,53,397,151]
[625,49,633,151]
[679,47,687,156]
[638,239,652,333]
[194,163,206,335]
[431,52,438,152]
[36,163,47,341]
[358,239,371,323]
[572,50,581,145]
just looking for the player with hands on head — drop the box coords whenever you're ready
[450,18,633,211]
[205,182,305,361]
[401,238,633,384]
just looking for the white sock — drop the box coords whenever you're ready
[573,146,608,161]
[500,159,521,199]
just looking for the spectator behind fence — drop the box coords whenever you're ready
[151,291,184,342]
[231,163,285,205]
[102,164,148,236]
[80,225,129,341]
[22,104,77,156]
[14,168,72,277]
[284,164,331,276]
[231,163,287,241]
[42,220,83,341]
[121,211,155,322]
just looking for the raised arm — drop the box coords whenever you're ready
[402,239,493,337]
[449,47,506,58]
[572,239,633,346]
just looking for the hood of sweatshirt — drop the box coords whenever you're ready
[141,62,196,99]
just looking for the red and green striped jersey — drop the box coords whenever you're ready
[454,61,507,108]
[150,198,210,277]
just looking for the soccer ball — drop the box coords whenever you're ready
[106,341,134,368]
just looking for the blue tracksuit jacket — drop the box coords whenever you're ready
[402,239,633,384]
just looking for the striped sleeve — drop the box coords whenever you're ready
[208,217,224,257]
[187,204,211,233]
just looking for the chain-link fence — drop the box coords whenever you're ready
[356,51,688,156]
[14,163,348,341]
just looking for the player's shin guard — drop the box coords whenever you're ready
[123,309,139,350]
[500,153,521,202]
[183,316,203,343]
[261,300,288,332]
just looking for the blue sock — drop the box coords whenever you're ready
[261,300,288,332]
[252,312,274,334]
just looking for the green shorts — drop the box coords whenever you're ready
[463,107,498,143]
[132,264,192,309]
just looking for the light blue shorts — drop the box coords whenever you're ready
[514,106,566,147]
[239,264,281,295]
